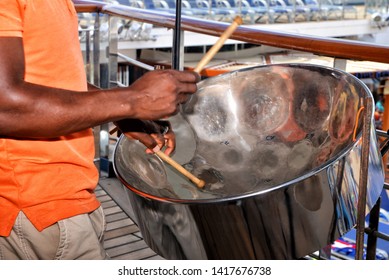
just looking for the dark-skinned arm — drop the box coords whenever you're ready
[0,37,199,139]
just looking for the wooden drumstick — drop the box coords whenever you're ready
[154,17,242,188]
[111,18,242,189]
[110,127,205,188]
[155,150,205,189]
[193,16,243,74]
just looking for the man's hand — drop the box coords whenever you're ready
[122,70,200,120]
[114,119,176,156]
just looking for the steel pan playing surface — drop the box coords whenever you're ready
[114,64,384,259]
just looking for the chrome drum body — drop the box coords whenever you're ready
[113,64,384,259]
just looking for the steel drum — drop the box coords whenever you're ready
[113,64,384,259]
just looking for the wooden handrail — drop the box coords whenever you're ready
[73,0,104,12]
[73,1,389,64]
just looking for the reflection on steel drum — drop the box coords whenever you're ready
[183,85,234,142]
[234,72,290,134]
[329,85,360,143]
[291,69,331,132]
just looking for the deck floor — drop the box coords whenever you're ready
[96,177,164,260]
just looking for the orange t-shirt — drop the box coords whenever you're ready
[0,0,100,236]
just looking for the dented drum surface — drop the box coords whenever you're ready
[113,64,384,259]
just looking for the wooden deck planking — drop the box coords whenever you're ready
[96,177,164,260]
[114,247,165,260]
[106,240,150,258]
[104,225,140,240]
[106,218,134,231]
[102,205,123,216]
[104,234,140,249]
[105,211,129,223]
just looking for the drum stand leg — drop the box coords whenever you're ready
[355,97,373,260]
[318,244,332,260]
[365,197,381,260]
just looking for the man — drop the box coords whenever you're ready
[0,0,199,259]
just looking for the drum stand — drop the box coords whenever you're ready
[354,97,373,260]
[365,129,389,259]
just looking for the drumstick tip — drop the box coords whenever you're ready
[155,150,206,189]
[233,16,243,25]
[196,179,206,189]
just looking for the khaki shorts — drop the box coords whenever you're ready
[0,206,108,260]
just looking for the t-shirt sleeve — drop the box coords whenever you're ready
[0,0,24,37]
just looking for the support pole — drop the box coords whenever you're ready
[172,0,183,70]
[355,97,373,259]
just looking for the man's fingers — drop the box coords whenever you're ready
[177,93,191,105]
[151,133,165,148]
[123,131,157,150]
[163,134,175,156]
[170,70,200,83]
